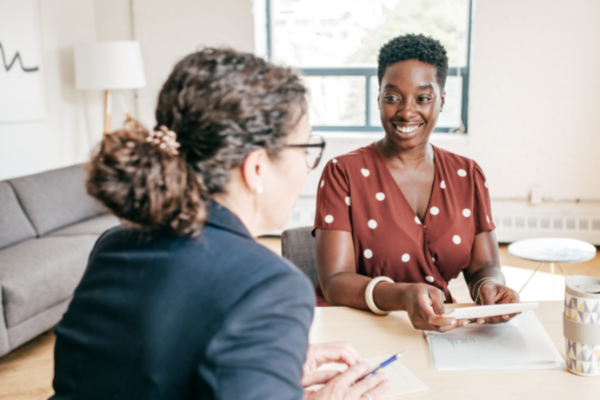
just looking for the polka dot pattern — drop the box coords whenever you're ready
[312,142,496,307]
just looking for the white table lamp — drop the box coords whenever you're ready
[74,41,146,135]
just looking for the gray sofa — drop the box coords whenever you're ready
[0,164,119,357]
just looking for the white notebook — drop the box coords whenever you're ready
[425,311,565,370]
[305,353,428,398]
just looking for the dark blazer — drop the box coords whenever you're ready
[51,201,315,400]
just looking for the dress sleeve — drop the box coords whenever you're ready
[473,162,496,235]
[201,272,314,400]
[313,160,352,233]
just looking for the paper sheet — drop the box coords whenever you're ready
[305,354,428,398]
[425,311,565,370]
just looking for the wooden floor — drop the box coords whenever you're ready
[1,240,598,399]
[0,331,55,400]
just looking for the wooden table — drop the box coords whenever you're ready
[309,301,600,399]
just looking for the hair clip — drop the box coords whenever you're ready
[147,126,181,155]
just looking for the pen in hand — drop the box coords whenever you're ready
[354,350,407,383]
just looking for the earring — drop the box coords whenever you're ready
[255,185,264,194]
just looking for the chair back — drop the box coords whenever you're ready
[281,226,318,287]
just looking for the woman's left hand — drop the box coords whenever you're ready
[301,342,362,389]
[476,281,521,324]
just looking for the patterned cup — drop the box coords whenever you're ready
[564,276,600,376]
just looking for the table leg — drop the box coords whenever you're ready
[556,263,568,278]
[518,262,544,294]
[550,262,555,293]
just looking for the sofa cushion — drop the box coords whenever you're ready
[6,297,71,353]
[9,164,106,236]
[0,235,98,328]
[49,214,120,237]
[0,182,37,250]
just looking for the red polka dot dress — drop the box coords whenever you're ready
[313,144,495,306]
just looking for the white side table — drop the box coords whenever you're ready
[508,238,597,294]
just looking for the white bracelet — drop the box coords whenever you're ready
[473,277,502,304]
[365,276,394,315]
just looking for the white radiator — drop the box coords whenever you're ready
[492,210,600,245]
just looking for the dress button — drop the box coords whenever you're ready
[425,276,435,283]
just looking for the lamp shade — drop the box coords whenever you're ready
[74,41,146,90]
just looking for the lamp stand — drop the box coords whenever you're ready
[103,89,111,135]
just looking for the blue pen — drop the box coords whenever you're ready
[354,350,407,383]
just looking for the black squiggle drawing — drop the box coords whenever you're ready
[0,42,39,72]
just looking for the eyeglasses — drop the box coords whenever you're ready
[284,134,326,170]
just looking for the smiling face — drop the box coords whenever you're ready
[379,59,445,150]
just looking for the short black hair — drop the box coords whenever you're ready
[377,34,449,90]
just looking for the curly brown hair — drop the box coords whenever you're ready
[87,48,307,236]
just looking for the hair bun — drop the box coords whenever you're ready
[86,118,207,235]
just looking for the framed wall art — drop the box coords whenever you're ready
[0,0,46,122]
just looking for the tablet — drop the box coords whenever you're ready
[442,302,539,320]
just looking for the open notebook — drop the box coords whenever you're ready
[425,311,565,370]
[305,353,428,398]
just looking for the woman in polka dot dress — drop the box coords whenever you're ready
[314,34,520,332]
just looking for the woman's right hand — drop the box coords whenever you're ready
[398,283,466,332]
[303,362,390,400]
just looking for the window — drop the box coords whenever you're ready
[265,0,472,133]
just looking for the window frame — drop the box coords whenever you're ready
[266,0,473,134]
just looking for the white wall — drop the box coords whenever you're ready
[0,0,103,181]
[468,0,600,200]
[131,0,256,128]
[467,0,600,242]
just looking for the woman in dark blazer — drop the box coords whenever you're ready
[50,49,389,400]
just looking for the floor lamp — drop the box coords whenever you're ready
[74,41,146,136]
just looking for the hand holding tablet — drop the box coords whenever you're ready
[443,302,539,320]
